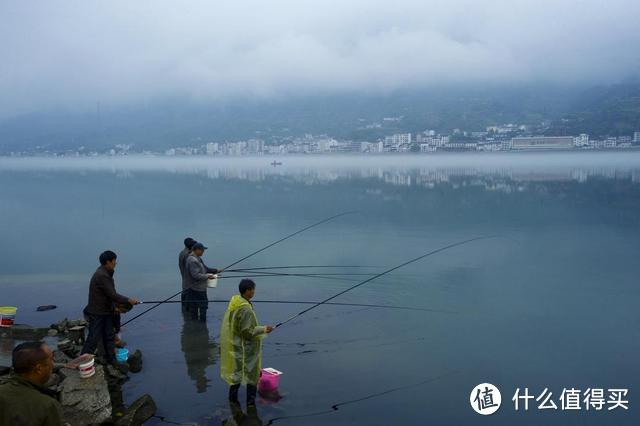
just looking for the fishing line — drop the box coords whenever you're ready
[223,211,357,271]
[275,235,495,329]
[121,211,356,327]
[138,299,457,314]
[217,272,367,281]
[226,265,380,272]
[265,370,458,425]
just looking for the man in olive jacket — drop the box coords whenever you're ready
[0,341,64,426]
[81,250,139,364]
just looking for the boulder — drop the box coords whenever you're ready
[105,363,129,383]
[56,318,69,333]
[60,365,111,426]
[127,350,143,374]
[115,394,157,426]
[53,350,71,365]
[0,366,10,376]
[48,329,58,337]
[57,339,74,351]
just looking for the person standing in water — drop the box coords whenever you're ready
[179,237,197,313]
[185,242,222,321]
[220,279,273,407]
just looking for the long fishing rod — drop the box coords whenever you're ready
[121,211,356,327]
[138,299,457,314]
[223,211,357,271]
[275,235,495,328]
[226,265,380,272]
[209,271,364,283]
[222,271,380,278]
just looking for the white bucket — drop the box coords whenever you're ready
[207,274,218,288]
[79,357,95,379]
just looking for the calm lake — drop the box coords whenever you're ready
[1,152,639,425]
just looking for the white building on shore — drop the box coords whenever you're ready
[511,136,574,150]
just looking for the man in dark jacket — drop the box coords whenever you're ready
[179,237,197,312]
[0,341,64,426]
[81,250,139,364]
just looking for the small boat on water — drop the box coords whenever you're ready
[270,161,283,166]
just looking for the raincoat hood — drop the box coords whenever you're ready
[227,295,251,313]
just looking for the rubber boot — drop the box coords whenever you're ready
[247,384,257,406]
[229,384,240,403]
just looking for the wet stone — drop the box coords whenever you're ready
[115,394,157,426]
[60,365,112,425]
[127,350,143,374]
[105,363,129,383]
[53,350,71,365]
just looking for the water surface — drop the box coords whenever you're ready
[1,153,639,425]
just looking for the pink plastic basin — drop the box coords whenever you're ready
[258,368,283,392]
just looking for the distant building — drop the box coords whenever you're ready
[335,141,362,153]
[385,133,412,147]
[605,137,617,148]
[362,141,383,153]
[618,136,632,144]
[634,131,640,143]
[511,136,574,150]
[574,134,589,147]
[315,138,338,152]
[206,142,219,155]
[246,139,265,155]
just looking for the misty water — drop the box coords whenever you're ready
[1,152,639,425]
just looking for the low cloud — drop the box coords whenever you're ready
[1,0,639,117]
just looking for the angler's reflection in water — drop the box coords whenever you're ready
[180,315,218,393]
[223,401,263,426]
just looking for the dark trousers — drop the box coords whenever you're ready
[229,384,257,405]
[181,290,189,313]
[187,289,208,321]
[113,313,121,333]
[82,313,116,363]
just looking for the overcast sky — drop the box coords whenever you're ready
[1,0,639,118]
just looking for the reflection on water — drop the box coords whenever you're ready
[180,314,218,393]
[223,402,263,426]
[2,152,640,425]
[2,152,640,192]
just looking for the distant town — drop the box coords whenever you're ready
[5,120,640,157]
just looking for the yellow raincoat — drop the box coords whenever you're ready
[220,295,267,385]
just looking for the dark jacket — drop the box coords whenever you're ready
[85,265,129,316]
[179,247,191,290]
[0,374,64,426]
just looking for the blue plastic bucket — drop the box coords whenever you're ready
[115,348,129,362]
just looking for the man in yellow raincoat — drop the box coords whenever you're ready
[220,279,273,406]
